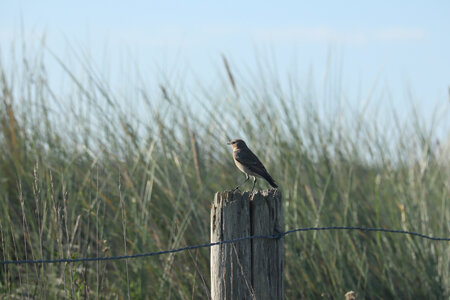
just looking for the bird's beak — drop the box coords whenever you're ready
[227,141,231,145]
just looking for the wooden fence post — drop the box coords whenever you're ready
[210,189,283,300]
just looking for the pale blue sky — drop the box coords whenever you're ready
[1,1,449,125]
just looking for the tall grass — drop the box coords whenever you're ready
[0,43,449,299]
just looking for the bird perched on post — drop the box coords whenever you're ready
[227,139,278,192]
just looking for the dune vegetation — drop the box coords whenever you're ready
[0,44,449,299]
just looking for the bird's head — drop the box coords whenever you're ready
[227,139,247,150]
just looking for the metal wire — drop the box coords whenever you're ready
[0,226,448,265]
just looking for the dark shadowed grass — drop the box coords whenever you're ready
[0,44,449,299]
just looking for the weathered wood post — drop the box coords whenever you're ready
[211,189,283,300]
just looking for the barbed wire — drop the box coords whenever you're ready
[0,226,448,265]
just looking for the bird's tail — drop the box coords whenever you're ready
[263,172,278,188]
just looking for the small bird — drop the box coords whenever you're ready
[227,139,278,192]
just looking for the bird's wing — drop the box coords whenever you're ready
[235,148,278,188]
[235,149,268,174]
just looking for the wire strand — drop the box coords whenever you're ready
[1,226,448,265]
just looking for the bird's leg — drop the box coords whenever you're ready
[251,177,257,193]
[234,174,249,190]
